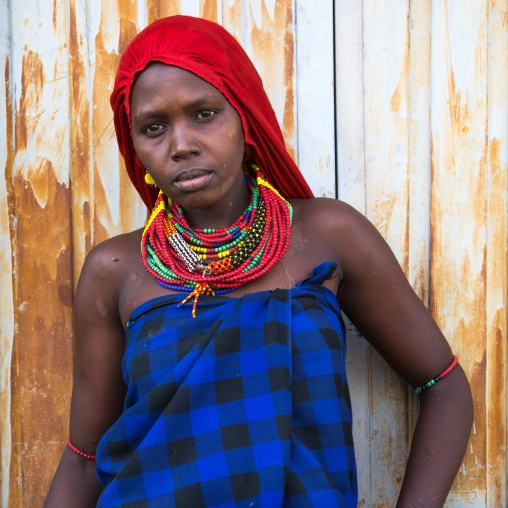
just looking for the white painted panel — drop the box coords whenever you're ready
[295,1,335,197]
[180,0,201,18]
[335,0,365,211]
[362,1,412,504]
[407,0,431,304]
[334,2,371,506]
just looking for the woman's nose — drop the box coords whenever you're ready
[169,123,200,161]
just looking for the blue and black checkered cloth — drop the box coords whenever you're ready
[95,262,357,507]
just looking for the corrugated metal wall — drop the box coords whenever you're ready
[0,1,506,506]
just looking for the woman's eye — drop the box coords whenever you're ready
[196,110,216,120]
[143,123,163,134]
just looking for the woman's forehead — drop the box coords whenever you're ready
[131,63,225,106]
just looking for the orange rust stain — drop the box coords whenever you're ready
[317,187,334,199]
[453,331,487,493]
[445,68,473,144]
[148,0,164,24]
[27,158,54,210]
[401,189,410,276]
[15,51,44,153]
[3,55,22,508]
[119,17,140,55]
[368,359,410,505]
[9,330,22,508]
[282,2,295,160]
[91,3,148,242]
[389,10,410,114]
[68,0,93,284]
[53,0,58,30]
[166,0,182,18]
[247,1,295,158]
[485,135,507,503]
[489,137,501,170]
[200,0,218,22]
[11,172,73,506]
[223,1,244,43]
[82,200,92,253]
[411,263,428,303]
[118,0,140,56]
[486,308,507,501]
[147,0,181,24]
[383,12,410,278]
[92,14,120,241]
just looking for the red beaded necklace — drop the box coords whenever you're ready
[141,164,293,316]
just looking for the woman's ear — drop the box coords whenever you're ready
[244,142,254,162]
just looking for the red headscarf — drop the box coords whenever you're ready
[111,15,314,210]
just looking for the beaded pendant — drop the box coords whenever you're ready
[141,164,293,316]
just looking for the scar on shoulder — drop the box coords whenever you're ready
[96,296,108,317]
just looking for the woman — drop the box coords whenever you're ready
[45,15,473,507]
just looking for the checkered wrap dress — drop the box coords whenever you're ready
[95,262,357,507]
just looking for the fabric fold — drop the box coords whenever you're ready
[96,262,356,507]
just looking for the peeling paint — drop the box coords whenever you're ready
[0,1,506,506]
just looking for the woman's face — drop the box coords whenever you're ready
[130,64,246,213]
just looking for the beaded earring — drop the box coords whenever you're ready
[145,172,156,185]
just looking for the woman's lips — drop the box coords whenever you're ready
[174,170,212,192]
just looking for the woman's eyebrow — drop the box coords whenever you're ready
[185,94,223,109]
[133,95,223,123]
[133,109,166,122]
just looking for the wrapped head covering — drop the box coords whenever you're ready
[111,15,314,210]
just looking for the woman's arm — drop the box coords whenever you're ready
[44,243,128,507]
[328,201,473,507]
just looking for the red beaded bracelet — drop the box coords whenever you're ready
[414,355,458,393]
[67,436,96,460]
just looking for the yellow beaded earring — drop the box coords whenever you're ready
[145,172,156,185]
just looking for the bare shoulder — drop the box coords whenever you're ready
[75,228,144,327]
[288,197,378,263]
[291,197,371,236]
[291,196,359,220]
[79,229,143,288]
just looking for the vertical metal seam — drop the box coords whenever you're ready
[359,0,366,214]
[1,0,14,504]
[66,0,75,302]
[217,0,223,28]
[85,0,94,248]
[293,0,299,168]
[358,1,374,501]
[8,0,14,154]
[332,0,337,200]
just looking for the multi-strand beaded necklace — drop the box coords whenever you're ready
[141,164,293,317]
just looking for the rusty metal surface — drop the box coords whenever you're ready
[0,0,506,506]
[485,4,508,506]
[4,1,74,506]
[429,1,495,505]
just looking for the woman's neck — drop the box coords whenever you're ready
[178,180,251,230]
